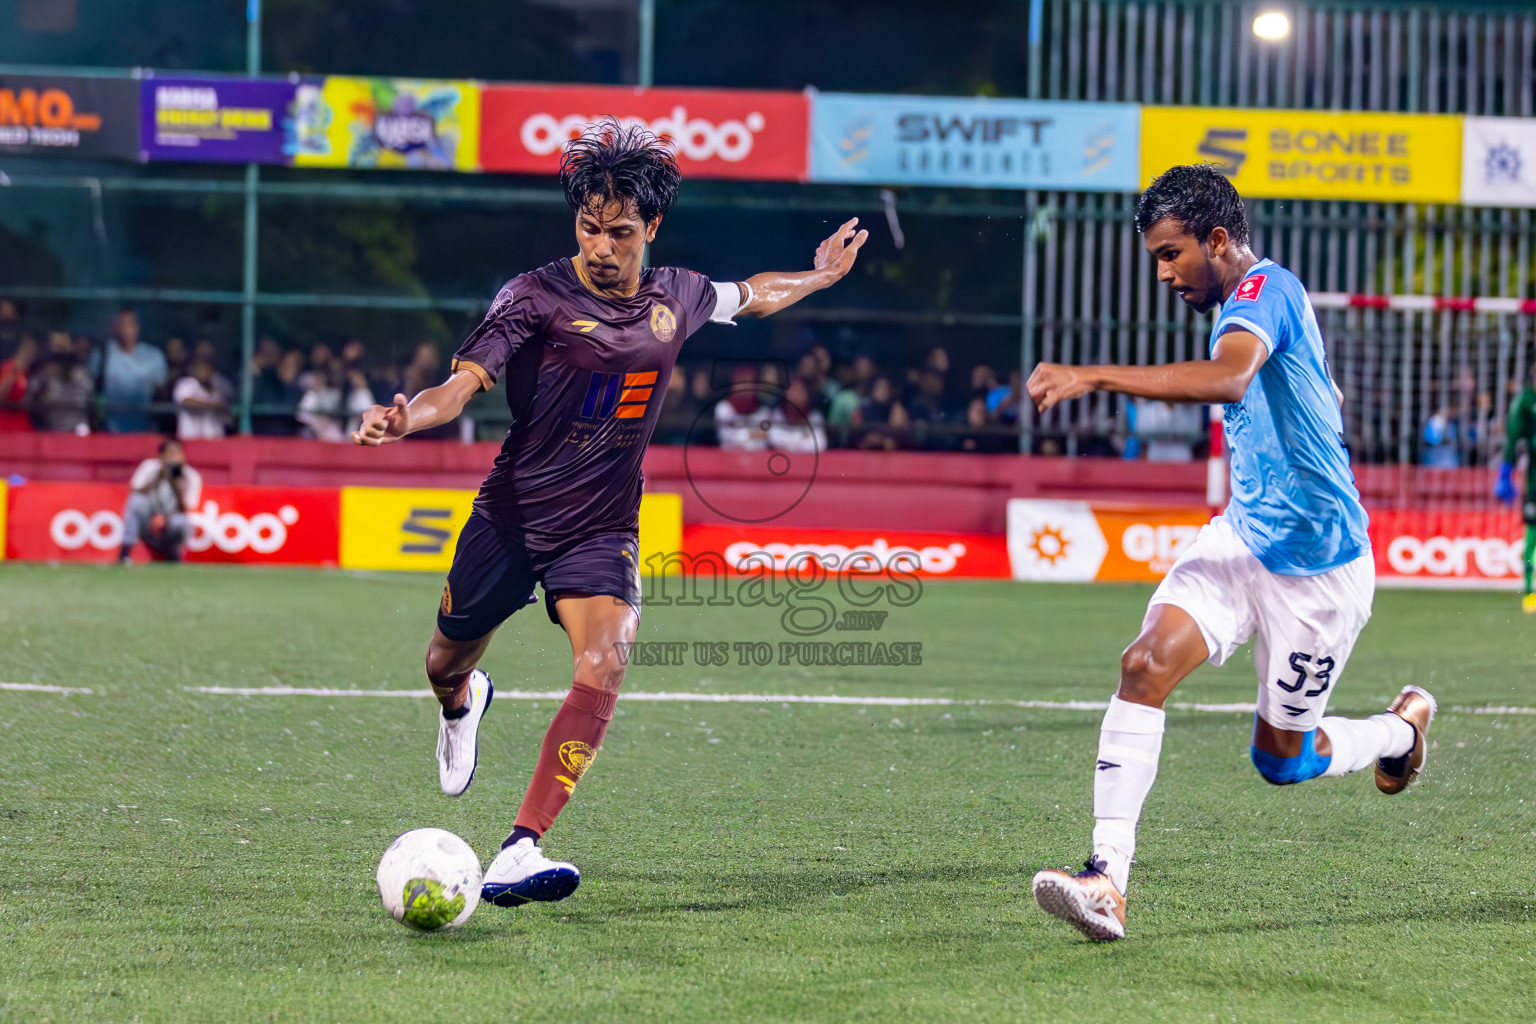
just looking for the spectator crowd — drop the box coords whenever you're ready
[0,299,1224,459]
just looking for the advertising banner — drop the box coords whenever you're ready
[0,75,139,159]
[1007,500,1212,583]
[1370,509,1525,584]
[339,488,684,573]
[480,85,808,181]
[810,94,1140,191]
[290,77,481,171]
[5,482,339,565]
[139,76,295,164]
[1140,107,1462,203]
[1461,117,1536,207]
[681,524,1012,579]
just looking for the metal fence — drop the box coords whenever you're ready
[4,0,1536,465]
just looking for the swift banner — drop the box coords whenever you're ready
[0,75,139,158]
[1140,107,1462,203]
[810,94,1140,191]
[1461,117,1536,207]
[4,482,339,565]
[139,76,296,164]
[479,85,808,181]
[290,77,481,170]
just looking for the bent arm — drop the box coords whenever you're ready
[1028,331,1268,412]
[352,370,480,446]
[736,218,868,319]
[1089,332,1266,404]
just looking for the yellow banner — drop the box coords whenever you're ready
[291,77,481,171]
[339,487,684,575]
[1141,107,1462,203]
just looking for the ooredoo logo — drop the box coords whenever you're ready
[1385,533,1520,578]
[49,501,301,556]
[723,538,967,575]
[520,106,768,163]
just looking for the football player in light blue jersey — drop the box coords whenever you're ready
[1022,164,1437,943]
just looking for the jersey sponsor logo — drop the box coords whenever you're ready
[1235,274,1267,302]
[650,303,678,342]
[580,370,657,420]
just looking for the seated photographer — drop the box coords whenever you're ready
[119,439,202,564]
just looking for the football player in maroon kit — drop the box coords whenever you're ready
[352,119,868,908]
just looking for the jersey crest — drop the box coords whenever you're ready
[1235,275,1267,302]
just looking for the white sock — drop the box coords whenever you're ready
[1091,696,1166,895]
[1319,713,1415,777]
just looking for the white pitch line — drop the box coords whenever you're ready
[180,686,1536,716]
[0,682,93,695]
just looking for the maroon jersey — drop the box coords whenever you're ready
[451,258,721,548]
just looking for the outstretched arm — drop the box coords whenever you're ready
[1027,331,1268,412]
[736,218,869,318]
[351,370,481,446]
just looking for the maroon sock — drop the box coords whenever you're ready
[512,682,616,835]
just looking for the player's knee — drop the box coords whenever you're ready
[424,645,472,696]
[1118,644,1173,704]
[572,644,626,693]
[1250,732,1330,785]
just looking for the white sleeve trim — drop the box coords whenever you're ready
[708,280,752,324]
[1216,315,1275,353]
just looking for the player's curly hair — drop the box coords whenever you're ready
[1135,163,1250,246]
[559,117,682,224]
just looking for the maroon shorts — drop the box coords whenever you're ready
[436,512,640,641]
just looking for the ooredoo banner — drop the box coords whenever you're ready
[0,75,139,159]
[479,85,809,181]
[810,94,1140,191]
[139,76,296,164]
[1370,509,1526,584]
[681,524,1012,578]
[5,481,339,565]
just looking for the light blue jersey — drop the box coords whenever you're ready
[1211,259,1370,576]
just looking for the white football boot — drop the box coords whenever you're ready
[480,837,581,908]
[1032,857,1128,942]
[436,669,493,797]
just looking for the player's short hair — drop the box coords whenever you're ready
[559,117,682,224]
[1135,163,1250,246]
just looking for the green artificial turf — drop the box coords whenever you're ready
[1,563,1532,1023]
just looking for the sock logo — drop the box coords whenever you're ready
[559,740,597,779]
[1095,759,1120,771]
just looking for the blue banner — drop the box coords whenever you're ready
[809,94,1140,191]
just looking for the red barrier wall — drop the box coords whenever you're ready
[0,434,1496,535]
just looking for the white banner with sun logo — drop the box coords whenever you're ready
[1462,117,1536,207]
[1006,500,1214,583]
[1005,500,1108,582]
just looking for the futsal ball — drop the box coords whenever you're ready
[376,828,482,931]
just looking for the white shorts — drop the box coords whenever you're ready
[1148,516,1374,732]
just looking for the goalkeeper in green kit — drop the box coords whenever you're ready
[1495,364,1536,613]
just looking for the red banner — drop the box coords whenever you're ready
[1370,508,1525,582]
[680,524,1011,578]
[6,481,340,565]
[479,85,808,181]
